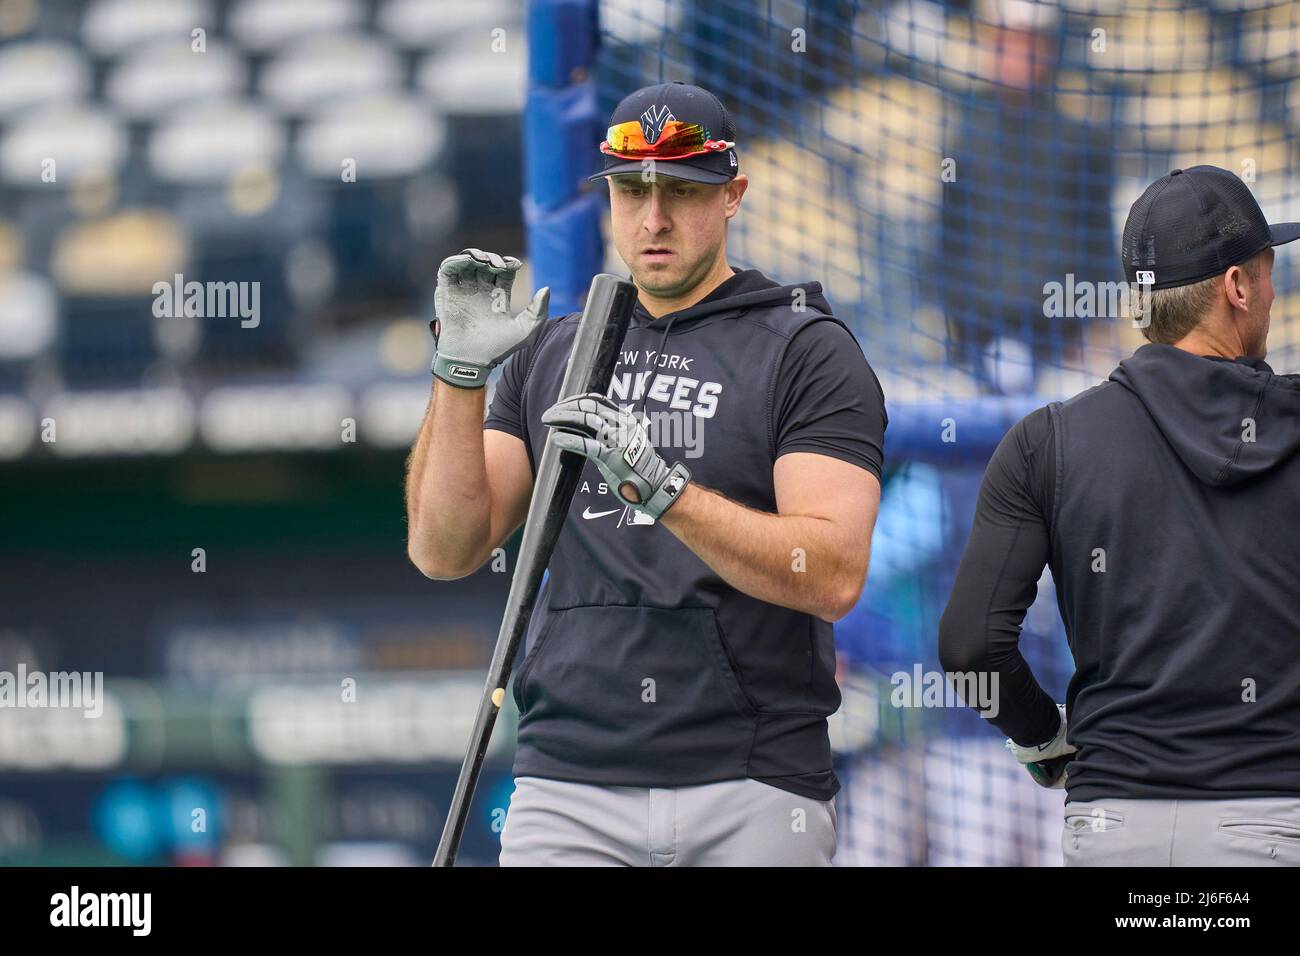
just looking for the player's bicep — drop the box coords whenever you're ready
[773,451,881,556]
[484,428,533,551]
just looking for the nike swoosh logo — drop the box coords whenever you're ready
[582,507,620,519]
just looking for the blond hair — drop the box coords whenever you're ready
[1136,253,1262,344]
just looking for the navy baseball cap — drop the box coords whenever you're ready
[589,81,739,185]
[1122,165,1300,290]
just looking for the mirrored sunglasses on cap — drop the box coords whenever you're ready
[600,120,735,161]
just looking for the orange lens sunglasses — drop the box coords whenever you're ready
[600,120,735,161]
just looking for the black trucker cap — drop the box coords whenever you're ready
[589,81,738,185]
[1122,165,1300,290]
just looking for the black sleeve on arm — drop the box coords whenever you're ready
[484,318,560,476]
[482,345,530,442]
[938,406,1061,746]
[772,319,887,478]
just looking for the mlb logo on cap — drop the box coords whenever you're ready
[639,104,674,145]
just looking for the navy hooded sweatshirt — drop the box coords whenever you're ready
[940,343,1300,801]
[484,269,887,800]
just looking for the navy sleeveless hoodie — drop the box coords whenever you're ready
[493,269,861,800]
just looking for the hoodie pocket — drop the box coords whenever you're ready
[514,605,758,777]
[512,610,559,711]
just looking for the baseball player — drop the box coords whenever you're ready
[405,82,887,865]
[939,166,1300,865]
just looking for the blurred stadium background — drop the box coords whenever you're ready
[2,0,1298,865]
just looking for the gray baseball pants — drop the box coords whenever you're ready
[499,775,837,866]
[1064,797,1300,865]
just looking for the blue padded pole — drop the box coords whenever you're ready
[525,0,605,315]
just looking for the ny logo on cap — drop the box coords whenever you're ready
[639,105,674,145]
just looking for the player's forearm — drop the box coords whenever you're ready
[404,380,495,577]
[659,483,867,622]
[938,521,1060,744]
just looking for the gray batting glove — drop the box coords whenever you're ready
[1006,703,1077,789]
[542,392,693,520]
[430,248,549,388]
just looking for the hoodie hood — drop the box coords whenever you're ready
[629,269,832,329]
[1109,343,1300,487]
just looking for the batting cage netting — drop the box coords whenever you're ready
[524,0,1300,864]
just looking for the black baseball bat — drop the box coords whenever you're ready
[432,273,636,866]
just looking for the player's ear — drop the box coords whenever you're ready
[1223,264,1250,314]
[724,174,748,219]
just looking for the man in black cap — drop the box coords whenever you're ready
[405,82,888,864]
[939,165,1300,864]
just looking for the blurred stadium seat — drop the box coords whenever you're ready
[0,40,90,118]
[0,268,57,383]
[378,0,522,50]
[260,30,403,117]
[81,0,215,57]
[106,38,246,121]
[227,0,362,53]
